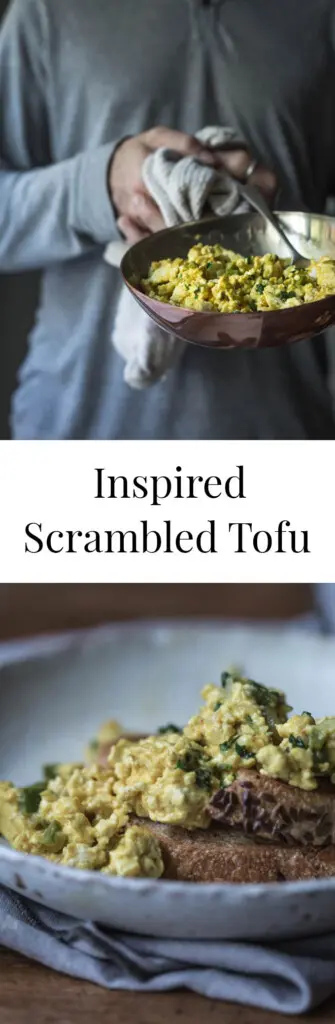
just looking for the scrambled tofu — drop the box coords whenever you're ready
[1,671,335,875]
[258,713,335,790]
[141,244,335,313]
[86,718,124,762]
[110,732,221,829]
[0,765,163,878]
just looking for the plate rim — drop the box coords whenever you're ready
[3,839,335,901]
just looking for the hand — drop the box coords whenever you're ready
[109,127,277,244]
[109,127,216,244]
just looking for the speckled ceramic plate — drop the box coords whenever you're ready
[1,620,335,941]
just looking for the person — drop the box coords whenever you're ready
[0,0,335,441]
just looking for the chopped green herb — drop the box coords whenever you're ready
[18,782,45,815]
[207,261,213,268]
[248,299,257,311]
[176,752,200,772]
[289,734,306,749]
[279,289,295,301]
[213,702,222,712]
[89,740,99,752]
[43,763,59,781]
[255,283,265,294]
[302,711,313,718]
[245,714,253,724]
[219,736,236,754]
[221,671,230,688]
[176,749,212,788]
[246,680,270,703]
[41,821,62,846]
[157,724,182,735]
[194,767,213,789]
[246,679,283,709]
[235,742,255,759]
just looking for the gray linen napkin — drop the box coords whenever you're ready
[1,886,335,1014]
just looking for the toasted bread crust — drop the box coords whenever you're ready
[133,817,335,883]
[98,740,335,880]
[209,770,335,848]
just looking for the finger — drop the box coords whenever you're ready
[128,190,165,233]
[214,147,254,180]
[117,216,149,244]
[214,149,277,199]
[142,126,216,165]
[250,166,277,200]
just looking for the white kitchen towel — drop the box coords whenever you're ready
[1,887,335,1014]
[105,127,247,390]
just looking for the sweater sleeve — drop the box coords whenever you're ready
[0,0,120,272]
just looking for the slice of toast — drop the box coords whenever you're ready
[95,740,335,881]
[132,816,335,883]
[209,770,335,848]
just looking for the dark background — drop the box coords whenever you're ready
[0,0,40,439]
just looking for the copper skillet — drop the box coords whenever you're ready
[120,211,335,350]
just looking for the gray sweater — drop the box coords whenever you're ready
[1,0,335,439]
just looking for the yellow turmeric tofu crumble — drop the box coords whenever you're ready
[140,244,335,313]
[2,671,335,878]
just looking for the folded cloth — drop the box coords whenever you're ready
[105,126,247,390]
[1,886,335,1014]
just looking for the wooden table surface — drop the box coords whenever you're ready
[2,949,335,1024]
[0,584,313,640]
[1,582,330,1024]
